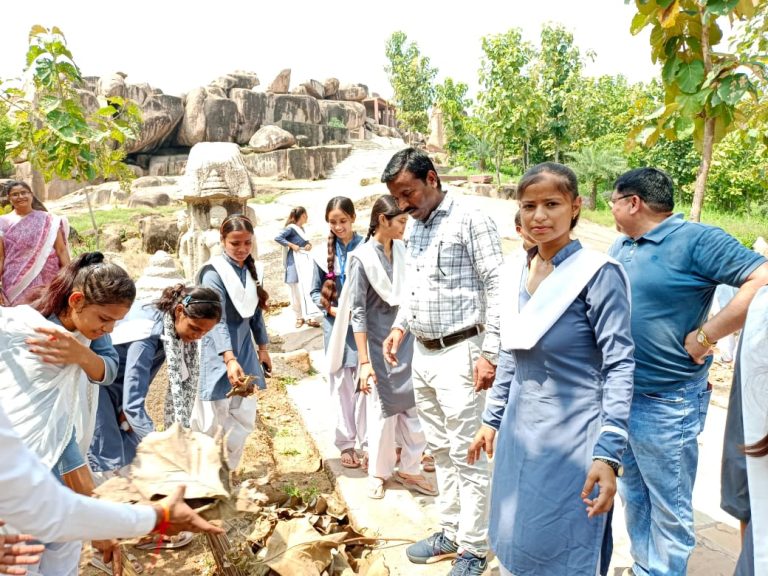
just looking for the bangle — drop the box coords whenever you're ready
[225,358,237,365]
[153,501,171,534]
[359,360,370,365]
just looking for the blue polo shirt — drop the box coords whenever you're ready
[609,214,765,393]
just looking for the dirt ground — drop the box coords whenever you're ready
[79,325,333,576]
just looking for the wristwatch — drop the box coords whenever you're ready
[593,457,623,477]
[480,351,498,366]
[696,327,717,348]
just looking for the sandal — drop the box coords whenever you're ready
[393,471,439,496]
[295,318,305,328]
[360,451,369,473]
[306,318,320,328]
[90,551,144,575]
[368,477,385,499]
[133,531,194,551]
[421,453,435,473]
[340,448,360,469]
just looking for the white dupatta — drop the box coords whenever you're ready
[326,240,405,373]
[740,288,768,574]
[203,255,262,318]
[0,305,91,469]
[284,224,322,319]
[501,248,624,350]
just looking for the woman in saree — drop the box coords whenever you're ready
[0,180,70,306]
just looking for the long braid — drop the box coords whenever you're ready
[244,254,269,311]
[319,232,337,312]
[365,223,376,242]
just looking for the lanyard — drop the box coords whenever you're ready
[336,239,350,288]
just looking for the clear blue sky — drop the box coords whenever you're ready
[1,1,660,99]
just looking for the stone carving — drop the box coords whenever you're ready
[134,250,185,302]
[248,125,296,153]
[267,69,291,94]
[178,143,257,279]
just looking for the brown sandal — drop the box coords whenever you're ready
[306,318,321,328]
[421,453,435,473]
[340,448,360,468]
[295,318,305,328]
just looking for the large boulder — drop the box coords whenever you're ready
[204,97,239,142]
[290,85,310,96]
[318,101,366,130]
[336,83,368,102]
[127,190,172,208]
[126,93,184,154]
[323,78,339,99]
[210,70,260,95]
[97,72,127,99]
[300,80,325,99]
[231,89,271,145]
[176,87,208,146]
[267,69,291,94]
[271,94,322,125]
[248,125,296,153]
[139,216,180,254]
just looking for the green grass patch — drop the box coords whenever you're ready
[581,205,768,247]
[250,193,277,205]
[68,206,178,233]
[280,448,300,457]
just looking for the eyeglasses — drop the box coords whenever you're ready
[608,194,636,208]
[8,191,31,199]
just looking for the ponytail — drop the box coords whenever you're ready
[284,206,307,227]
[745,432,768,458]
[32,252,136,318]
[154,283,222,321]
[244,254,269,311]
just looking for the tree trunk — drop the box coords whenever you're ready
[554,140,560,163]
[524,140,530,171]
[495,147,502,186]
[590,181,598,210]
[690,117,715,222]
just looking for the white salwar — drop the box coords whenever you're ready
[189,395,257,470]
[284,224,322,321]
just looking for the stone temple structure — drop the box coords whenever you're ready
[178,142,258,279]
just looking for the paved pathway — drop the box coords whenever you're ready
[260,141,742,575]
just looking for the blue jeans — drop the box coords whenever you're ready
[618,376,712,576]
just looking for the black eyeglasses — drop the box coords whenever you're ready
[608,194,637,208]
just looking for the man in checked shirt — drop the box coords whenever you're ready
[382,147,503,576]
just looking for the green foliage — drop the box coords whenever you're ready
[476,28,542,179]
[625,0,768,220]
[1,26,142,185]
[0,115,16,177]
[536,24,584,161]
[384,31,438,135]
[434,78,472,162]
[66,205,178,234]
[567,144,628,209]
[327,117,346,129]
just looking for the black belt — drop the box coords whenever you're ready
[418,325,484,351]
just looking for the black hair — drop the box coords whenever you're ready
[285,206,308,227]
[613,167,675,213]
[320,196,356,312]
[219,213,269,310]
[154,283,222,321]
[516,162,581,230]
[32,252,136,317]
[366,195,405,241]
[381,147,442,190]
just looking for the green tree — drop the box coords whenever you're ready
[384,31,438,136]
[0,115,16,177]
[1,25,142,245]
[567,144,628,209]
[476,28,542,182]
[536,24,583,162]
[433,77,472,163]
[626,0,768,221]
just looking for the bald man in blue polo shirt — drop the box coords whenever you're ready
[607,167,768,576]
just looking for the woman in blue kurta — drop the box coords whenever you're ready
[469,163,635,576]
[193,213,271,471]
[274,206,320,328]
[310,196,366,469]
[88,284,222,474]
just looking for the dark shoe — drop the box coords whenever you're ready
[449,551,488,576]
[406,531,458,564]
